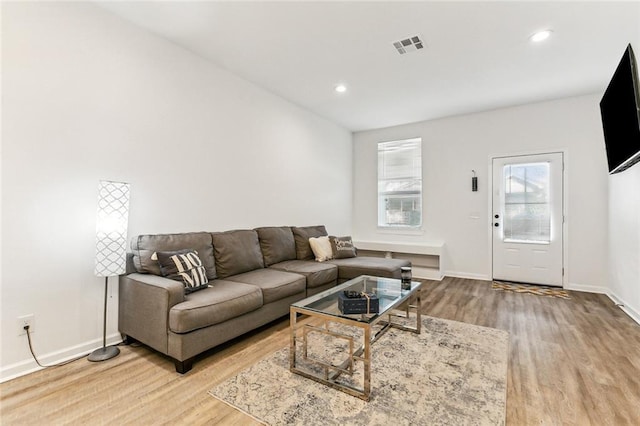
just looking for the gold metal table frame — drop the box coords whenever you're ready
[289,276,422,401]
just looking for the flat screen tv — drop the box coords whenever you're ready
[599,44,640,174]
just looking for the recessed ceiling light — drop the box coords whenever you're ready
[530,29,552,43]
[335,84,347,93]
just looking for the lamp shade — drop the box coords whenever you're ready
[94,180,130,277]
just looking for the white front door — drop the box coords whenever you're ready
[492,152,564,287]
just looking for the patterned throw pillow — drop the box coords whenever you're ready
[155,249,209,293]
[309,236,333,262]
[329,236,357,259]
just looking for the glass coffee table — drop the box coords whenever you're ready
[289,275,422,401]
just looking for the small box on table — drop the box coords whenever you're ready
[338,292,379,314]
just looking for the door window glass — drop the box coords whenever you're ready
[503,162,550,243]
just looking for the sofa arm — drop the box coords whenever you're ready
[118,273,185,355]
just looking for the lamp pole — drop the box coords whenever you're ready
[88,276,120,361]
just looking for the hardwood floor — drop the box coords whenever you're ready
[1,277,639,425]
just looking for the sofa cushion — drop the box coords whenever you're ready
[169,280,263,333]
[327,257,411,280]
[131,232,217,280]
[255,226,297,266]
[211,230,264,278]
[309,236,333,262]
[292,225,328,260]
[269,260,338,289]
[330,235,357,259]
[156,249,209,294]
[226,269,306,304]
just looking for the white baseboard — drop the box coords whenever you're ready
[606,292,640,326]
[565,282,610,294]
[0,333,123,383]
[443,271,491,281]
[566,282,640,326]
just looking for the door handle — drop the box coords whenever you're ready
[494,223,499,227]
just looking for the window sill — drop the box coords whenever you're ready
[376,226,425,236]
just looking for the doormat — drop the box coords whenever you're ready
[492,281,571,299]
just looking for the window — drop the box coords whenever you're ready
[378,138,422,228]
[502,162,550,243]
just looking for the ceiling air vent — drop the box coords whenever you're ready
[393,35,425,55]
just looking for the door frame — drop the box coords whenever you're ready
[487,149,568,287]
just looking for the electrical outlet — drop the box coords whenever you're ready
[18,314,35,336]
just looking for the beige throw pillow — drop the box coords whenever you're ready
[309,236,333,262]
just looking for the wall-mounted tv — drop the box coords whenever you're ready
[599,43,640,174]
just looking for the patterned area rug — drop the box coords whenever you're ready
[209,316,508,425]
[492,281,571,299]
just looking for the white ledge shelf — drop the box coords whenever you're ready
[353,240,444,256]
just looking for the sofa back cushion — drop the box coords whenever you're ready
[131,232,217,279]
[292,225,328,260]
[211,229,265,278]
[255,226,297,266]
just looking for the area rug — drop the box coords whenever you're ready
[492,281,571,299]
[209,316,508,425]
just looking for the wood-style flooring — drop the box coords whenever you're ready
[1,277,639,425]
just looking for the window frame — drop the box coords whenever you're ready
[377,137,423,230]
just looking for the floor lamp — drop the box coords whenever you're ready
[89,180,130,362]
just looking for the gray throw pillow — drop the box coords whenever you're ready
[330,236,357,259]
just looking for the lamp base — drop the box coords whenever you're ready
[88,345,120,362]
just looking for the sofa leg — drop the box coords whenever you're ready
[174,358,193,374]
[121,334,136,345]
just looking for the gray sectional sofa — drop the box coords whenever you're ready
[119,225,410,373]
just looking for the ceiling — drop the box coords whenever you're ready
[98,1,640,132]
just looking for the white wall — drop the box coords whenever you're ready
[0,2,352,380]
[609,166,640,323]
[353,95,609,288]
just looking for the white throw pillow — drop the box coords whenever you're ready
[309,236,333,262]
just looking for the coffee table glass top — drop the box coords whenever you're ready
[291,275,420,323]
